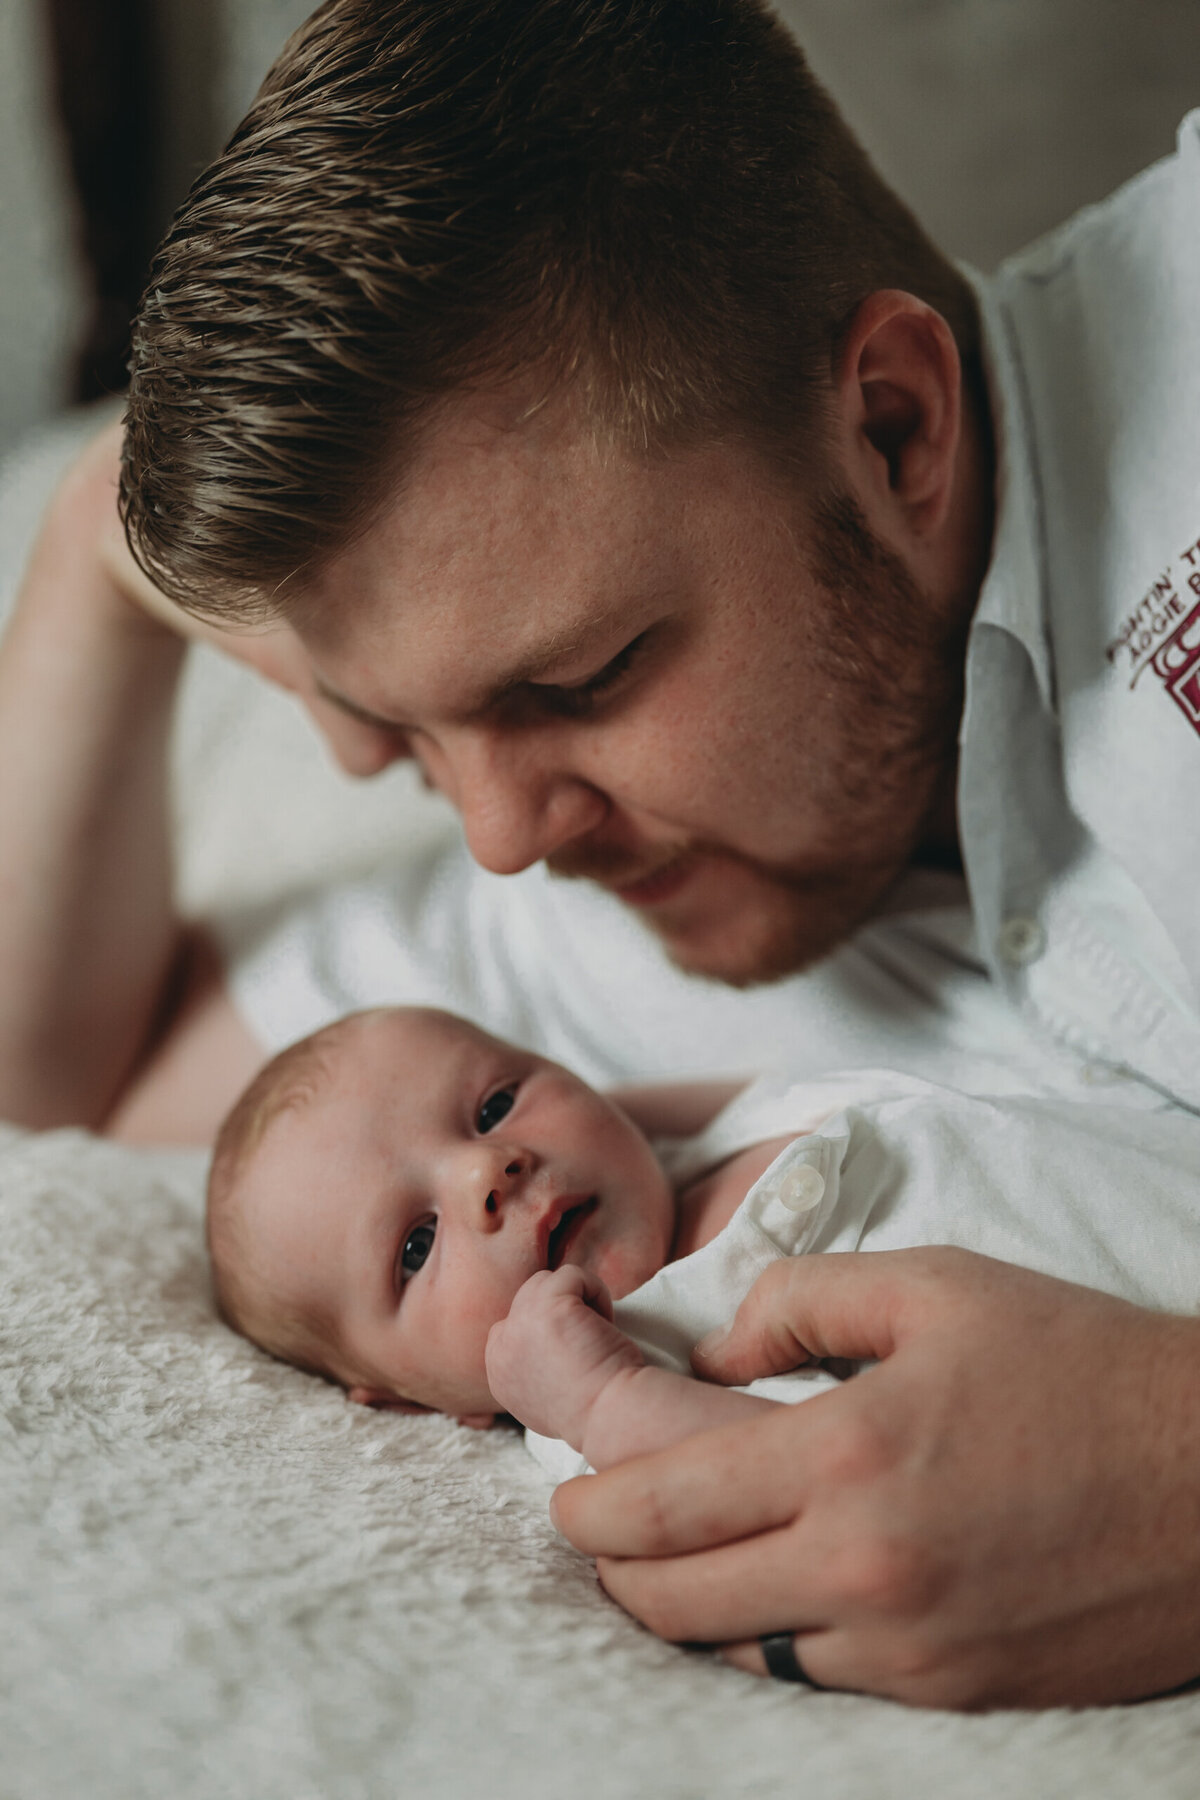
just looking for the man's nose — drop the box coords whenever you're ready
[441,730,609,876]
[304,695,414,779]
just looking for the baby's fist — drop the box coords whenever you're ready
[486,1268,644,1448]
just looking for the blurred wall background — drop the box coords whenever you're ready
[2,0,1198,468]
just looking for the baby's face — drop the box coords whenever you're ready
[238,1009,674,1417]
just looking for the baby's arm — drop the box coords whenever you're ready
[485,1268,776,1471]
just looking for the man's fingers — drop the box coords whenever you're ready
[552,1404,817,1557]
[594,1521,828,1645]
[721,1633,838,1690]
[691,1250,952,1386]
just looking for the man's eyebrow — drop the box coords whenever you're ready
[313,679,411,732]
[312,612,624,727]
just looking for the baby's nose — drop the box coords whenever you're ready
[476,1149,529,1221]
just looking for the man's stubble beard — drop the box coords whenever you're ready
[549,490,968,988]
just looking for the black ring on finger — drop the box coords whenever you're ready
[759,1632,825,1688]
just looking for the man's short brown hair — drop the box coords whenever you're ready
[121,0,977,621]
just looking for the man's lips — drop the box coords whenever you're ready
[547,840,703,909]
[612,855,695,908]
[541,1197,599,1270]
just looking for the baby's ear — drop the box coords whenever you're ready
[347,1384,431,1415]
[455,1412,496,1431]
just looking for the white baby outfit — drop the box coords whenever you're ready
[526,1067,1200,1478]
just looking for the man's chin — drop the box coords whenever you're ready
[648,913,819,988]
[631,862,857,988]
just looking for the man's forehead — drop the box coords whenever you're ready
[298,423,675,723]
[307,386,626,599]
[293,395,792,721]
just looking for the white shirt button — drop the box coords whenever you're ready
[996,915,1046,968]
[767,1163,825,1214]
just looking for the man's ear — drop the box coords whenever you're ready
[834,288,962,538]
[347,1384,432,1415]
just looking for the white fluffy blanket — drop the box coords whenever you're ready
[3,417,1200,1798]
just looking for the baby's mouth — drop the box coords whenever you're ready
[546,1198,598,1271]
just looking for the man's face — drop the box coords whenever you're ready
[239,1009,675,1417]
[295,390,966,984]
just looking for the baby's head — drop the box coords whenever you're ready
[207,1008,674,1422]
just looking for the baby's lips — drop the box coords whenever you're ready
[535,1199,562,1269]
[542,1195,599,1270]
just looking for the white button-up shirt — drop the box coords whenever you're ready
[962,111,1200,1115]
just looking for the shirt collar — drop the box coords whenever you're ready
[966,267,1057,714]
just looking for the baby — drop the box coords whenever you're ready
[207,1003,1200,1475]
[207,1005,836,1471]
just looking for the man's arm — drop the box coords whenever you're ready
[0,422,374,1139]
[0,426,188,1127]
[552,1249,1200,1707]
[0,417,433,1139]
[102,928,265,1144]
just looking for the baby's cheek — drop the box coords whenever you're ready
[461,1287,516,1371]
[592,1236,658,1302]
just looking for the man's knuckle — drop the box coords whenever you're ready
[892,1648,990,1711]
[603,1483,678,1562]
[598,1556,690,1642]
[633,1587,692,1643]
[815,1413,892,1487]
[908,1244,967,1286]
[834,1534,938,1619]
[832,1619,989,1710]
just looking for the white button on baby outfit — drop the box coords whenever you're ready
[996,915,1046,968]
[769,1163,825,1214]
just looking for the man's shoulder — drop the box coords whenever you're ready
[981,106,1200,668]
[998,109,1199,293]
[960,115,1200,1095]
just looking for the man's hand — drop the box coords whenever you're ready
[486,1268,644,1448]
[550,1249,1200,1708]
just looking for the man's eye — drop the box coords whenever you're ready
[534,634,648,719]
[476,1087,516,1132]
[399,1221,436,1280]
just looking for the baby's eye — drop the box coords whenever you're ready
[399,1221,436,1280]
[476,1087,516,1133]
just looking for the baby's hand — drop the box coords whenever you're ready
[486,1268,645,1450]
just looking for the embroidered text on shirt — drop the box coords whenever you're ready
[1106,533,1200,738]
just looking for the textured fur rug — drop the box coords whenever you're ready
[4,419,1200,1799]
[4,1121,1200,1800]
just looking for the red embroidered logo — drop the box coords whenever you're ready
[1106,533,1200,740]
[1151,601,1200,733]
